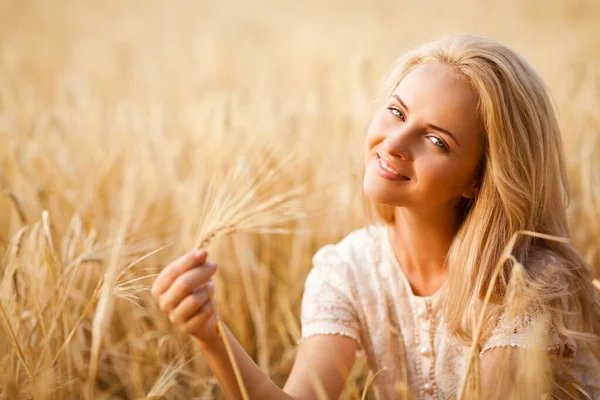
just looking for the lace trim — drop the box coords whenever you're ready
[298,331,362,348]
[492,306,555,335]
[479,341,576,358]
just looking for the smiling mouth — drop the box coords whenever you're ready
[376,154,410,180]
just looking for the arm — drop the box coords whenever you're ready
[284,335,358,399]
[153,248,360,399]
[195,329,358,400]
[478,306,577,399]
[480,347,519,399]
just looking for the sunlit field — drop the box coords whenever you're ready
[1,0,599,398]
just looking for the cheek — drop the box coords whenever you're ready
[417,159,473,193]
[365,116,386,150]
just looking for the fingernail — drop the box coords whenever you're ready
[206,262,217,270]
[193,249,205,258]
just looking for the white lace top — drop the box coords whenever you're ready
[300,225,600,399]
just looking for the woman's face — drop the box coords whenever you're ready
[363,62,485,211]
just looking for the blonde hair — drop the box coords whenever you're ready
[363,34,600,357]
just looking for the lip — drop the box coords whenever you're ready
[375,153,410,181]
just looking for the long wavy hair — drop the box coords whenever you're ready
[362,33,600,358]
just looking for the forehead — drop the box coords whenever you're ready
[394,63,483,146]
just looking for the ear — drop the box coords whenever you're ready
[461,180,480,200]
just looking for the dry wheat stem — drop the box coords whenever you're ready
[87,169,137,399]
[552,381,580,400]
[42,210,60,268]
[189,179,309,400]
[2,226,28,303]
[361,367,386,400]
[8,226,28,260]
[570,382,593,400]
[233,235,270,371]
[0,301,34,381]
[205,286,250,400]
[51,278,104,366]
[115,242,174,283]
[37,257,97,352]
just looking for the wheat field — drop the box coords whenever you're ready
[0,0,599,398]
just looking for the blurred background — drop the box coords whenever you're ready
[0,0,598,398]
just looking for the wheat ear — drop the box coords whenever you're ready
[187,145,313,400]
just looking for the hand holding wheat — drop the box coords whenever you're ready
[151,249,219,342]
[145,144,325,400]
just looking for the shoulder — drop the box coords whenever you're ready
[312,225,384,269]
[300,228,384,349]
[305,225,384,294]
[481,304,577,359]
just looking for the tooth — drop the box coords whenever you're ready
[381,160,399,175]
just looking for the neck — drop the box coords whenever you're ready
[390,204,461,282]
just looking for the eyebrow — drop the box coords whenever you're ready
[391,94,461,147]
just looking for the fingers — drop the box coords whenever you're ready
[168,281,215,325]
[180,302,217,336]
[152,249,208,297]
[158,262,217,314]
[151,250,221,340]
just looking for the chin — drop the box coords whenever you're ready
[363,176,402,207]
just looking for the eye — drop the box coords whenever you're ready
[387,107,405,121]
[427,135,449,152]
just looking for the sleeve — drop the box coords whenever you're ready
[299,244,362,349]
[480,305,577,358]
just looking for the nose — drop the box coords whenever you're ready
[381,122,417,161]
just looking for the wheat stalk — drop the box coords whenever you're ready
[361,367,386,400]
[187,147,310,400]
[87,169,137,399]
[0,301,34,381]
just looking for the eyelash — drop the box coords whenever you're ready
[386,106,450,152]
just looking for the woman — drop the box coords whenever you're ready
[151,33,600,399]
